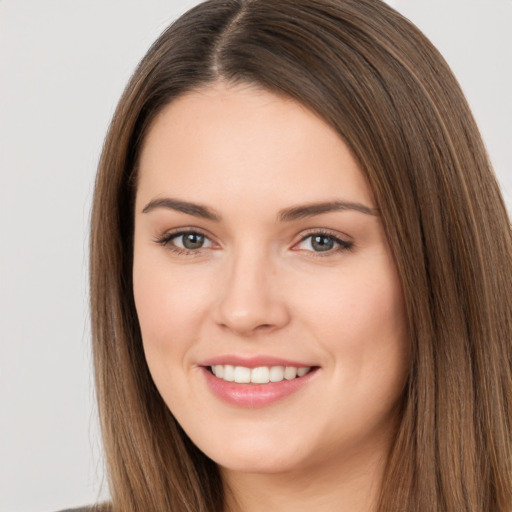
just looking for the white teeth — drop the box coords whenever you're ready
[210,365,312,384]
[251,366,270,384]
[297,367,309,377]
[284,366,297,380]
[223,365,235,382]
[269,366,284,382]
[234,366,251,383]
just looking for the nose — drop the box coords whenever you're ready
[214,248,291,336]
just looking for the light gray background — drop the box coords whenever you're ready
[0,1,510,511]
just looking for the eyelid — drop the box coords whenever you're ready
[292,228,354,254]
[153,227,218,254]
[153,226,353,256]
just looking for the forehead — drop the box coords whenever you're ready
[136,82,374,211]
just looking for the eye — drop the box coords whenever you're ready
[155,230,214,254]
[172,232,211,250]
[295,232,353,253]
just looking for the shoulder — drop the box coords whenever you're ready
[57,509,93,512]
[56,502,112,512]
[57,506,109,512]
[57,508,95,512]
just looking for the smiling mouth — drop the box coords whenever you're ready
[209,365,313,384]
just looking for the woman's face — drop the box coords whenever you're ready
[133,83,409,478]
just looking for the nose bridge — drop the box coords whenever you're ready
[215,241,289,335]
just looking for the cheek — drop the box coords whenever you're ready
[298,257,408,388]
[304,265,409,431]
[302,266,404,343]
[132,256,212,356]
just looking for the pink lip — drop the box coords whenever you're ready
[199,359,319,408]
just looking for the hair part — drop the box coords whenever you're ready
[90,1,512,510]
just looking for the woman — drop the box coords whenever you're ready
[87,0,512,510]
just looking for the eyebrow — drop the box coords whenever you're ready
[278,201,379,221]
[142,197,378,221]
[142,198,221,221]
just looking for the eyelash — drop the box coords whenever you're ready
[153,229,213,256]
[295,229,354,256]
[154,229,354,256]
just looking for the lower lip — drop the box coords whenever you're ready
[202,367,318,408]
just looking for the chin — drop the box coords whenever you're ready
[216,453,300,475]
[194,432,306,475]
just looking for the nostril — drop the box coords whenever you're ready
[214,283,291,335]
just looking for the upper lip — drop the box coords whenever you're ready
[200,355,316,369]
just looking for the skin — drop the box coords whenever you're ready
[133,82,409,512]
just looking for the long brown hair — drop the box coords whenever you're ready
[90,1,512,510]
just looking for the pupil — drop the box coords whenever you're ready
[312,235,334,251]
[183,233,204,249]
